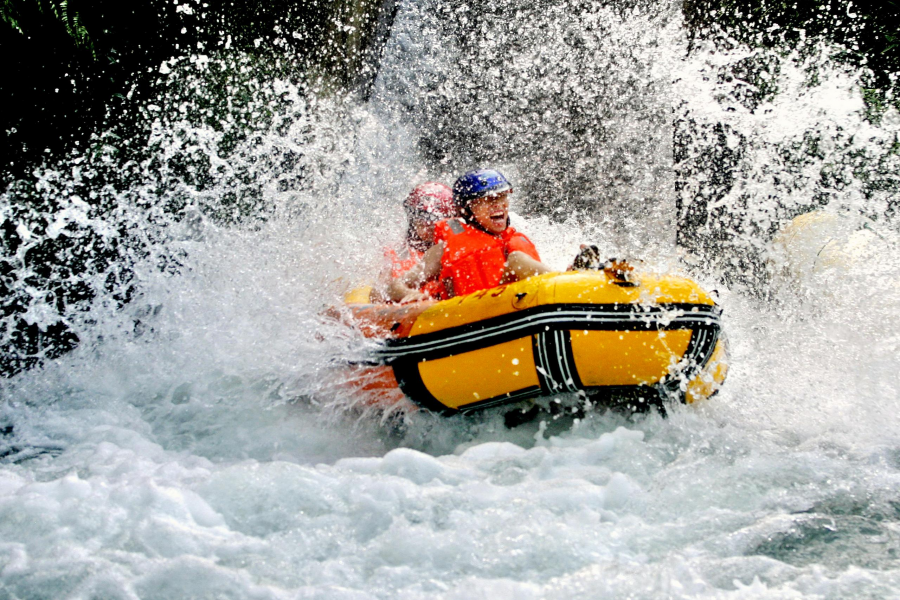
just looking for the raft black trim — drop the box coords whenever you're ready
[379,302,722,414]
[391,358,455,415]
[376,302,721,363]
[533,329,582,394]
[457,386,544,413]
[658,323,721,402]
[391,360,544,416]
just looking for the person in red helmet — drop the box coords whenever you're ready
[370,182,458,302]
[388,169,553,303]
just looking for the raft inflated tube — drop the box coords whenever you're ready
[346,271,727,415]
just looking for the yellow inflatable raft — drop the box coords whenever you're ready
[344,269,727,415]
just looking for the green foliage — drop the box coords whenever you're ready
[53,0,93,54]
[2,0,396,182]
[1,0,95,55]
[0,0,21,31]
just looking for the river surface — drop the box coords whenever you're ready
[2,0,900,598]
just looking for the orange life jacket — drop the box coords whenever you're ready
[434,218,541,298]
[385,245,422,278]
[384,245,446,299]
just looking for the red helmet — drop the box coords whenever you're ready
[403,182,456,221]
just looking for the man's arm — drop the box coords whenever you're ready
[388,243,444,303]
[502,250,553,283]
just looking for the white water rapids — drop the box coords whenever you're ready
[2,0,900,598]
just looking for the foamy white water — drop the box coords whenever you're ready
[2,0,900,598]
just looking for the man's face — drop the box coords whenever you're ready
[413,218,436,244]
[469,191,510,235]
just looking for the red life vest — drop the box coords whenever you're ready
[384,245,445,299]
[434,218,541,298]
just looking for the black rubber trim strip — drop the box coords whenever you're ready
[657,325,720,401]
[532,334,552,394]
[391,358,456,415]
[559,329,584,391]
[456,386,544,413]
[392,359,544,416]
[375,302,721,364]
[533,329,583,394]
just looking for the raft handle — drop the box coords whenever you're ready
[515,293,528,300]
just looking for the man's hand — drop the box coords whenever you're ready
[568,244,602,270]
[399,290,431,304]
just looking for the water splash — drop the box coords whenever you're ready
[1,0,900,597]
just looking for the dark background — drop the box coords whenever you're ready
[1,0,397,184]
[3,0,898,186]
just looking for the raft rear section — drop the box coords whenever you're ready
[349,272,728,415]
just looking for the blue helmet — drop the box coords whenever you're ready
[452,169,513,208]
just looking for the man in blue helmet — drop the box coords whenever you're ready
[388,169,552,302]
